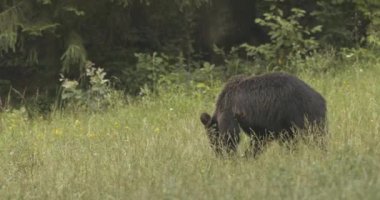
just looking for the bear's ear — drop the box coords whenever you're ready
[200,113,211,126]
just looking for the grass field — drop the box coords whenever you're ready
[0,61,379,199]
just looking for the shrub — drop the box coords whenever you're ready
[59,61,123,112]
[241,6,322,71]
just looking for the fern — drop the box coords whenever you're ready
[22,21,60,36]
[0,32,17,53]
[0,1,23,53]
[61,32,87,73]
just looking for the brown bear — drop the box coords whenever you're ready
[200,72,327,157]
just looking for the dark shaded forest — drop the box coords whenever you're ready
[0,0,379,102]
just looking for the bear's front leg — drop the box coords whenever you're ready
[217,112,241,154]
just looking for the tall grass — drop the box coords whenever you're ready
[0,62,379,199]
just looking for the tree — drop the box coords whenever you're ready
[0,0,378,99]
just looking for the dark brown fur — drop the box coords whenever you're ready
[200,72,327,157]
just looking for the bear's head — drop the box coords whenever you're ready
[200,112,223,154]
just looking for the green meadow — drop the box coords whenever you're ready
[1,62,379,200]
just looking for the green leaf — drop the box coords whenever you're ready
[22,22,60,36]
[311,25,323,33]
[62,6,86,16]
[37,0,53,5]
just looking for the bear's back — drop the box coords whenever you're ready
[215,72,326,126]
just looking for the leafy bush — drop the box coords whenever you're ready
[59,61,123,111]
[119,52,179,94]
[313,0,371,48]
[211,45,257,76]
[241,6,321,71]
[126,52,222,96]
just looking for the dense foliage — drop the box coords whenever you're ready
[0,0,379,102]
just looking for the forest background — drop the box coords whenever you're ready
[0,0,380,109]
